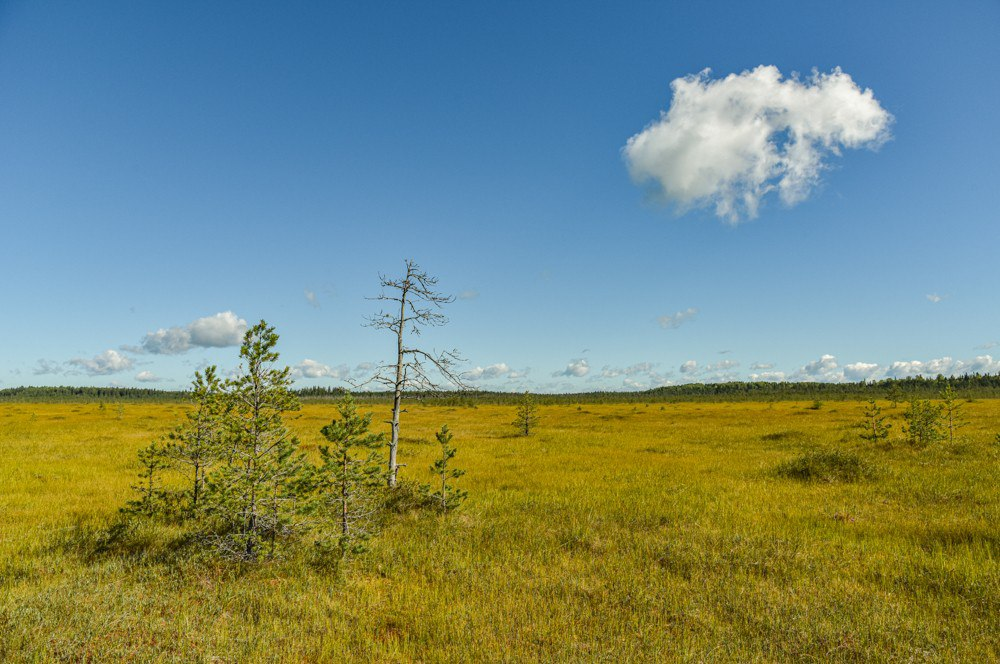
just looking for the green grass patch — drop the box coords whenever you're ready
[775,449,877,483]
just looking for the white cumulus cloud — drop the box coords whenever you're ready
[624,65,892,222]
[886,355,1000,379]
[793,354,843,382]
[138,311,248,355]
[553,359,590,378]
[135,371,164,383]
[465,363,512,381]
[843,362,881,382]
[68,350,134,376]
[292,359,350,380]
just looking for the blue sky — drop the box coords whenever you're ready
[1,1,998,392]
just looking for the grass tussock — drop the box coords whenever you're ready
[776,449,877,483]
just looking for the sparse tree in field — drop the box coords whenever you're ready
[859,398,891,445]
[161,366,224,514]
[939,385,966,444]
[312,395,386,559]
[362,259,466,487]
[426,424,466,512]
[902,398,944,448]
[203,321,310,561]
[885,382,904,409]
[512,391,539,437]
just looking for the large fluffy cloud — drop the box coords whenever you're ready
[139,312,248,355]
[68,350,134,376]
[624,65,892,222]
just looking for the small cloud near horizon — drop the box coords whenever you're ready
[553,359,590,378]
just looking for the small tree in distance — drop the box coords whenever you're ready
[512,391,539,437]
[939,385,966,444]
[361,259,467,487]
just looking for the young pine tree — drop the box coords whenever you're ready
[122,440,171,517]
[859,398,891,445]
[203,321,309,562]
[161,366,224,515]
[512,391,539,437]
[939,385,967,444]
[313,395,386,559]
[902,399,945,448]
[427,425,466,513]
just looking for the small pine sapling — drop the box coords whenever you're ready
[859,398,891,445]
[427,425,466,512]
[512,391,539,437]
[123,440,171,517]
[313,395,386,559]
[161,366,224,514]
[939,385,966,444]
[902,399,944,448]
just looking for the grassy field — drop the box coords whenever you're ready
[1,399,998,662]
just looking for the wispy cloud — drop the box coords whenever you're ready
[624,65,892,222]
[33,359,63,376]
[926,293,944,303]
[305,290,319,307]
[658,307,698,329]
[457,289,480,301]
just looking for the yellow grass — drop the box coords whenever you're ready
[1,400,998,662]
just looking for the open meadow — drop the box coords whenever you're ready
[1,399,998,662]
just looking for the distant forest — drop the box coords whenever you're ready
[4,373,1000,404]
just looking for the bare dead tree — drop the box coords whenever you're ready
[359,259,466,487]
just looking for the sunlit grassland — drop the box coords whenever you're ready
[1,399,998,662]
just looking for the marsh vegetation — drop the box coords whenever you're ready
[1,394,997,661]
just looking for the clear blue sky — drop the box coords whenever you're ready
[2,1,998,391]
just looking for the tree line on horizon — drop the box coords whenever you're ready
[7,372,1000,404]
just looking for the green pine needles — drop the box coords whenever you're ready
[512,391,539,437]
[121,319,469,566]
[859,398,891,445]
[313,395,386,559]
[426,425,466,512]
[902,399,945,448]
